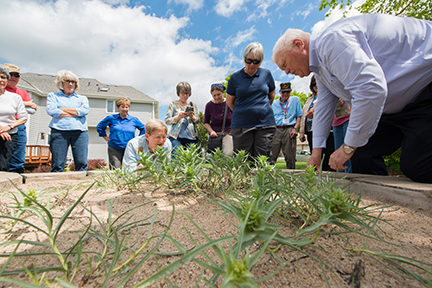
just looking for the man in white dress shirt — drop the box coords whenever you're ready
[272,14,432,183]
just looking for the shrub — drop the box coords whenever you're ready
[30,164,52,173]
[68,159,107,171]
[383,148,403,176]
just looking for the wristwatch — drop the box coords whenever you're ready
[342,144,356,155]
[8,124,15,130]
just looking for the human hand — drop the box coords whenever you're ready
[0,125,10,134]
[305,108,314,119]
[299,132,306,142]
[0,132,11,141]
[307,148,323,171]
[103,136,110,142]
[177,110,188,119]
[210,131,218,137]
[26,101,38,110]
[290,129,298,139]
[329,146,353,171]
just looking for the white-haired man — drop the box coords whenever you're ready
[272,14,432,183]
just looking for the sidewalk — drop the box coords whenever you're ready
[1,170,431,213]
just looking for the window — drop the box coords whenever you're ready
[107,100,118,113]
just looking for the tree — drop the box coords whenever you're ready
[292,90,310,107]
[320,0,432,20]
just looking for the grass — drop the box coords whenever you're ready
[275,159,308,170]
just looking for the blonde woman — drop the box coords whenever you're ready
[46,70,89,172]
[226,42,276,160]
[97,97,145,169]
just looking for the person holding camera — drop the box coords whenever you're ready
[165,81,199,155]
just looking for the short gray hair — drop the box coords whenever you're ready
[55,70,80,91]
[0,65,10,80]
[176,81,192,96]
[243,42,264,63]
[272,29,310,63]
[146,119,167,135]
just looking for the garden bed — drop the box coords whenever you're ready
[1,146,432,287]
[1,175,431,287]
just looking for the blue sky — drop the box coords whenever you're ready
[0,0,357,119]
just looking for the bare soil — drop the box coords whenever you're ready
[0,177,431,287]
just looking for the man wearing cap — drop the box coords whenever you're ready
[271,82,302,169]
[4,63,37,174]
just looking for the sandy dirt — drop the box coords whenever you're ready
[0,176,431,287]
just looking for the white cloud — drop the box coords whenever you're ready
[100,0,129,4]
[168,0,204,12]
[291,75,313,95]
[214,0,250,17]
[246,1,272,22]
[0,0,230,111]
[295,2,315,20]
[311,0,363,33]
[224,27,258,52]
[217,0,281,22]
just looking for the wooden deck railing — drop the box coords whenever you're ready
[25,145,51,167]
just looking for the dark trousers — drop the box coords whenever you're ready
[9,125,27,173]
[231,126,276,161]
[0,133,18,171]
[352,82,432,183]
[306,130,334,171]
[108,145,125,169]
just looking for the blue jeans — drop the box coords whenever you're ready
[333,120,352,173]
[168,137,197,157]
[50,129,88,172]
[9,125,27,173]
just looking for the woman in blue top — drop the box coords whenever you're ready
[97,97,145,169]
[46,70,89,172]
[226,42,276,161]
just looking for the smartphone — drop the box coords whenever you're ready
[185,106,193,112]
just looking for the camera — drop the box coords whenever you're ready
[185,105,194,112]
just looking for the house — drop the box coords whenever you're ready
[18,73,159,163]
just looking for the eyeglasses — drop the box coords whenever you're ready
[10,73,20,78]
[244,58,261,65]
[150,135,167,141]
[64,80,77,85]
[0,75,7,80]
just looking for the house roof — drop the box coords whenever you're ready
[19,73,157,103]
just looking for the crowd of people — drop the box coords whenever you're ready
[1,14,431,184]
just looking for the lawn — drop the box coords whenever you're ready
[275,160,307,170]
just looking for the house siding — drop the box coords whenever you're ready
[19,73,158,165]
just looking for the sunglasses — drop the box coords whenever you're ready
[64,80,77,84]
[244,58,261,65]
[10,73,20,78]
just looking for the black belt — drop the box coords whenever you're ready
[276,125,294,129]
